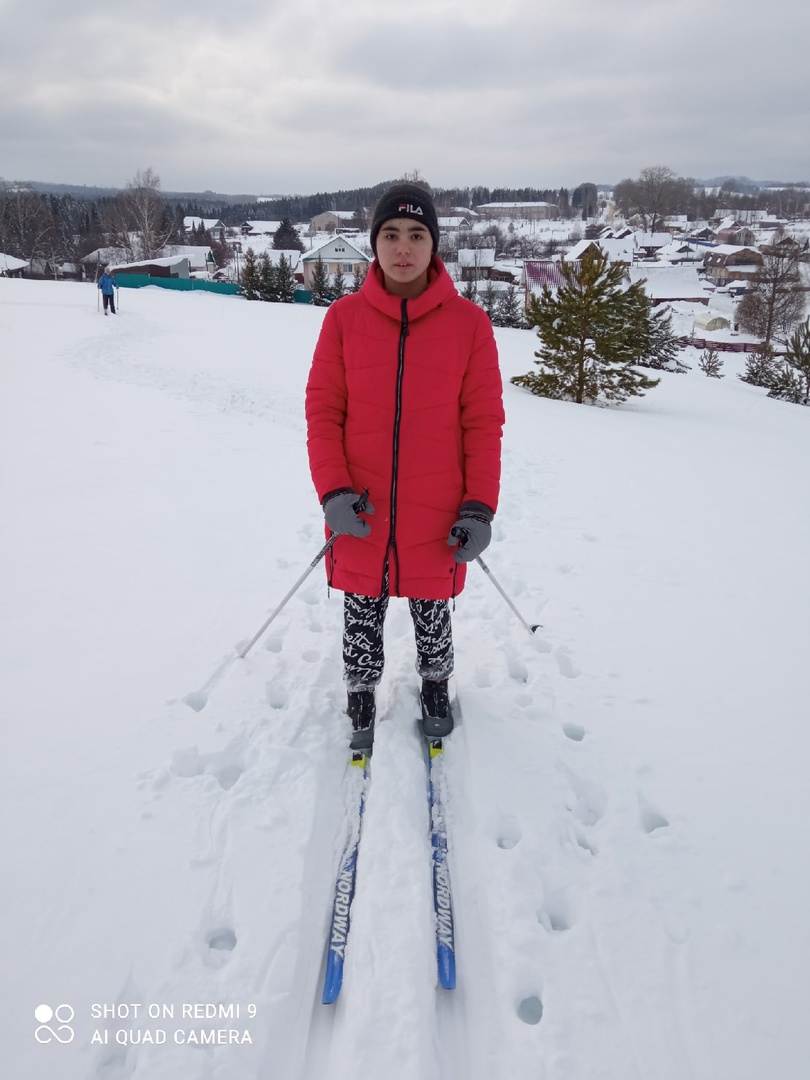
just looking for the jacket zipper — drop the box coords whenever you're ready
[384,298,409,594]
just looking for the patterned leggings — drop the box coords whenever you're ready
[343,568,453,691]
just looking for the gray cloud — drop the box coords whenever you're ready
[0,0,807,192]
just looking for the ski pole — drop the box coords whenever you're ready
[475,555,541,635]
[184,490,369,711]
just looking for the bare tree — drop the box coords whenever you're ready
[613,166,694,232]
[0,182,55,264]
[101,168,173,262]
[736,233,806,344]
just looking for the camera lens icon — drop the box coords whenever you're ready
[35,1004,75,1044]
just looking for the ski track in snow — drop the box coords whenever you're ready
[5,282,809,1080]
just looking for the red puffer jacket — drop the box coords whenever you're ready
[306,258,504,600]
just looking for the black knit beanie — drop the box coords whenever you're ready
[369,182,440,256]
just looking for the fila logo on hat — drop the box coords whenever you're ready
[398,202,423,215]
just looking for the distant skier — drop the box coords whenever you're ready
[98,267,117,314]
[305,182,504,749]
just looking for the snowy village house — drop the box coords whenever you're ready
[702,246,763,288]
[301,236,369,289]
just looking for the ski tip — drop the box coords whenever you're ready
[437,947,456,990]
[350,751,369,768]
[429,738,444,758]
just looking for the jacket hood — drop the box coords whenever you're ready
[361,256,458,321]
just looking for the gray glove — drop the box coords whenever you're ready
[323,488,375,537]
[447,501,494,563]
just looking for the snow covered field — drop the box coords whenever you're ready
[1,277,808,1080]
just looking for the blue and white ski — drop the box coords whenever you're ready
[427,738,456,990]
[321,733,457,1002]
[321,750,369,1005]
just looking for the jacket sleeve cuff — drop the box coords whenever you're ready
[459,500,494,522]
[322,487,356,507]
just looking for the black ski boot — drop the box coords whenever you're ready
[347,690,376,752]
[420,679,453,739]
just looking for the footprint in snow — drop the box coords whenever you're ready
[264,634,284,654]
[517,995,543,1025]
[169,745,245,791]
[638,792,670,834]
[554,647,581,679]
[203,928,237,968]
[538,880,578,933]
[506,651,529,684]
[265,681,289,710]
[574,828,598,856]
[496,814,523,850]
[562,721,586,742]
[208,927,237,951]
[560,763,606,828]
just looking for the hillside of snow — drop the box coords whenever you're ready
[1,278,808,1080]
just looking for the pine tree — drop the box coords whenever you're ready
[511,247,661,405]
[480,279,498,321]
[274,217,304,251]
[461,277,478,303]
[767,317,810,405]
[309,256,331,307]
[493,283,526,329]
[698,348,724,378]
[331,263,347,300]
[276,253,296,303]
[739,343,778,388]
[240,247,261,300]
[636,298,688,373]
[257,252,279,302]
[351,263,366,292]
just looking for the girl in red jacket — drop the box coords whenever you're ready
[306,182,504,749]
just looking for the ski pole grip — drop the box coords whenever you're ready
[353,488,370,514]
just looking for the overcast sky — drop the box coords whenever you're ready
[1,0,807,196]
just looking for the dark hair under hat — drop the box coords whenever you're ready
[369,182,440,256]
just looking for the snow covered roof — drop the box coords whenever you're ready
[165,245,213,256]
[183,216,224,230]
[162,245,214,270]
[458,248,495,268]
[302,235,368,262]
[704,244,762,258]
[0,251,29,272]
[564,238,635,263]
[241,220,282,233]
[655,241,704,260]
[635,232,672,248]
[262,249,302,270]
[311,209,357,221]
[109,256,190,271]
[81,247,128,264]
[628,265,707,300]
[476,201,556,209]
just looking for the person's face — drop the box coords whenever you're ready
[375,219,433,297]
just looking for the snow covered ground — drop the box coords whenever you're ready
[1,277,808,1080]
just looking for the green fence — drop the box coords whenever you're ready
[115,275,314,304]
[115,274,242,296]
